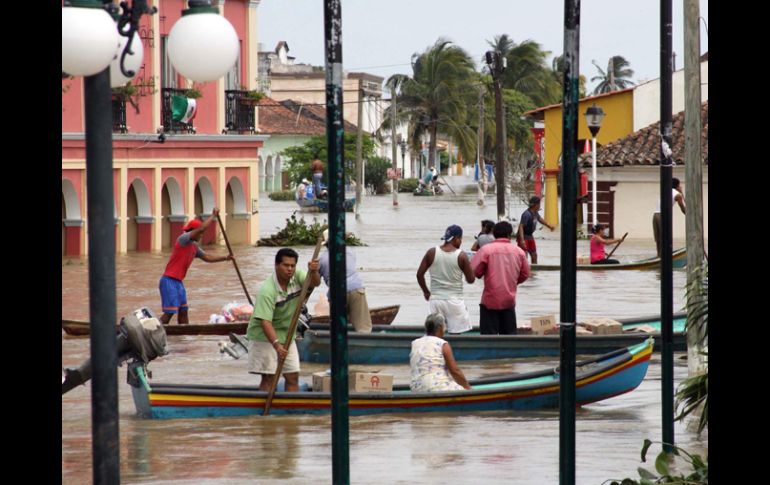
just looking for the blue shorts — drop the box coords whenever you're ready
[159,276,188,314]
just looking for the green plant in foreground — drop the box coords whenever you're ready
[602,439,707,485]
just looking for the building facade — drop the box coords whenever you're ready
[62,0,268,256]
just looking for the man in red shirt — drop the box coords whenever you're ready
[159,207,233,324]
[471,221,530,334]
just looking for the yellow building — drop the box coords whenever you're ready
[524,88,634,225]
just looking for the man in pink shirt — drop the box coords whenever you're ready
[470,220,530,334]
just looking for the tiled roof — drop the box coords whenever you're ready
[579,101,708,167]
[257,97,358,135]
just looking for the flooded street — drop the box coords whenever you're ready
[62,177,707,484]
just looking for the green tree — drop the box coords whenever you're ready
[551,53,587,99]
[591,55,636,95]
[486,35,561,107]
[281,134,376,186]
[396,38,477,169]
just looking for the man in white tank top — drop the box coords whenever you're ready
[416,225,476,333]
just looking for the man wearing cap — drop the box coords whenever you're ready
[416,225,475,334]
[158,208,233,325]
[472,221,530,334]
[516,196,555,264]
[248,247,321,392]
[317,229,372,333]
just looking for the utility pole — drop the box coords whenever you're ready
[355,85,364,219]
[477,85,487,206]
[391,88,399,206]
[660,0,676,454]
[485,50,507,221]
[684,0,705,375]
[323,1,350,482]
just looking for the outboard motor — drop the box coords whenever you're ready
[218,305,311,360]
[62,307,168,395]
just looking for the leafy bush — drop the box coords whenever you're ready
[398,178,419,193]
[365,156,394,194]
[281,134,376,187]
[602,440,707,485]
[268,190,296,201]
[257,213,365,247]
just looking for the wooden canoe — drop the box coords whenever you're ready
[531,247,687,271]
[297,313,686,364]
[130,338,653,419]
[62,304,400,337]
[297,197,355,212]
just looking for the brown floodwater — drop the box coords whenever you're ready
[62,177,707,484]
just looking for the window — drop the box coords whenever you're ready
[160,36,177,88]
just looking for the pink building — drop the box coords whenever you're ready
[62,0,265,256]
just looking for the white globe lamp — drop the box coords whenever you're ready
[62,3,119,76]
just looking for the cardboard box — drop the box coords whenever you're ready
[581,317,623,335]
[312,371,331,392]
[577,255,591,265]
[349,371,393,393]
[624,324,657,334]
[575,325,593,336]
[531,315,557,335]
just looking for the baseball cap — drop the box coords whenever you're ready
[441,224,463,242]
[183,219,202,232]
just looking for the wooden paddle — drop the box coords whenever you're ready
[263,234,325,415]
[439,176,457,194]
[215,213,253,306]
[606,232,629,260]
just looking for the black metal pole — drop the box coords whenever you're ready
[559,1,580,484]
[660,0,675,454]
[84,68,120,485]
[494,74,506,221]
[324,1,350,483]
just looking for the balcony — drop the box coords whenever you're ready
[224,90,256,134]
[161,88,195,134]
[112,96,128,134]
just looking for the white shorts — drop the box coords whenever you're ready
[428,298,471,333]
[248,340,300,375]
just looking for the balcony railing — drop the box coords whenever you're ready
[112,96,127,133]
[224,90,256,134]
[161,88,195,134]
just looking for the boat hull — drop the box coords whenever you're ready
[532,248,687,271]
[62,304,400,337]
[297,314,686,364]
[131,339,653,419]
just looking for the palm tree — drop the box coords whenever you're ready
[485,36,561,107]
[551,54,587,99]
[590,55,635,95]
[395,38,477,170]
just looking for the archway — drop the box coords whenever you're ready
[273,155,284,192]
[161,177,185,249]
[257,155,265,192]
[194,176,216,245]
[264,156,274,194]
[62,179,83,256]
[127,178,153,252]
[225,176,249,245]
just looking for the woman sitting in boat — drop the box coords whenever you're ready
[590,223,622,265]
[410,313,471,392]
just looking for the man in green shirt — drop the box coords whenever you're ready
[248,248,321,391]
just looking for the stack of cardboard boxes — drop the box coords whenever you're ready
[312,370,394,393]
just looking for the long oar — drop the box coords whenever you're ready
[440,176,457,194]
[215,213,253,306]
[264,234,324,415]
[606,232,629,260]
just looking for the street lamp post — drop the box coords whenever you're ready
[62,2,239,483]
[485,50,507,221]
[584,103,605,226]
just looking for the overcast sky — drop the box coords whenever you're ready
[257,0,708,96]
